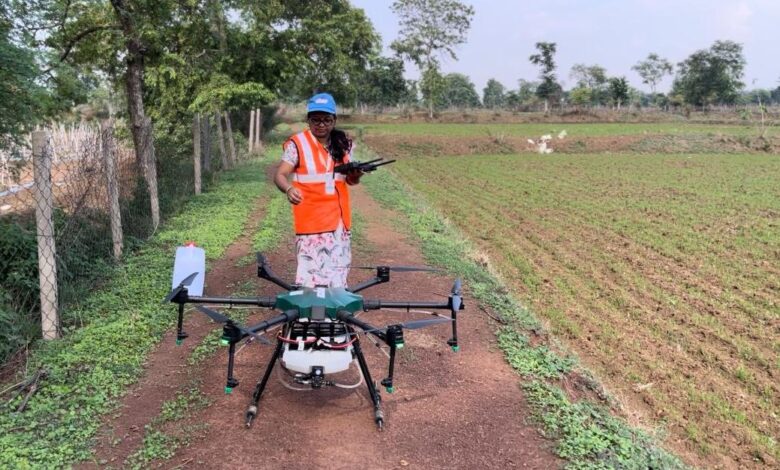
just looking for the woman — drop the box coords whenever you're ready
[273,93,362,288]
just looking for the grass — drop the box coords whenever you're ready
[0,157,273,469]
[379,146,779,466]
[354,122,778,138]
[358,145,684,469]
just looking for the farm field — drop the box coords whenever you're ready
[356,121,779,138]
[365,126,780,467]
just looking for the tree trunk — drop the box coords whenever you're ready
[224,111,236,166]
[110,0,160,230]
[215,112,229,169]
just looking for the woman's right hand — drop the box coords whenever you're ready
[286,187,303,205]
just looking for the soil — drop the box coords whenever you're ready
[82,182,561,469]
[363,134,780,159]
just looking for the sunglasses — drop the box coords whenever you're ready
[308,117,335,126]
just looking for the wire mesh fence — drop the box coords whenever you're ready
[0,122,152,365]
[0,109,268,369]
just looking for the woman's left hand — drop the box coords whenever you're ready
[346,169,363,185]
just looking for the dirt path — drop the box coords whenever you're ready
[86,184,561,469]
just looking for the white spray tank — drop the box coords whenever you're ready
[171,242,205,296]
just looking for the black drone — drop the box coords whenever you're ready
[164,247,465,430]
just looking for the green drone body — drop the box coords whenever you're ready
[273,287,364,319]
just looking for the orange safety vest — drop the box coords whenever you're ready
[286,130,352,235]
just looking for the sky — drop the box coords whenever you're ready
[350,0,780,94]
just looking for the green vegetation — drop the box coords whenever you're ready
[382,145,779,465]
[359,147,683,468]
[0,159,270,468]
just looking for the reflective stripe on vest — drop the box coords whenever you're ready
[293,173,346,183]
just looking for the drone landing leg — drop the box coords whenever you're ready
[447,310,459,352]
[245,339,284,428]
[176,303,188,345]
[353,335,383,430]
[225,342,239,394]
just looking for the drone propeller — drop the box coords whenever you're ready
[195,306,272,345]
[358,317,453,335]
[351,265,442,273]
[162,272,199,304]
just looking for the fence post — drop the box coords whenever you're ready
[248,109,255,154]
[31,131,60,340]
[215,111,229,169]
[224,111,236,166]
[201,114,211,172]
[101,120,123,260]
[254,107,263,152]
[193,113,201,194]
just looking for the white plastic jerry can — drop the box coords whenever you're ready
[171,242,205,296]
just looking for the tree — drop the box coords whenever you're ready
[482,78,505,109]
[0,4,43,154]
[420,65,445,114]
[439,73,480,108]
[632,53,673,94]
[517,79,539,106]
[608,77,630,109]
[569,63,607,106]
[569,87,592,108]
[391,0,475,117]
[672,40,746,107]
[359,56,410,108]
[529,42,561,112]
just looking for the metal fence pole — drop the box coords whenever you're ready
[101,120,123,260]
[31,131,59,340]
[193,113,202,194]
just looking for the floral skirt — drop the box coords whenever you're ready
[294,222,351,288]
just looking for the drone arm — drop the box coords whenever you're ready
[363,300,451,311]
[184,295,276,308]
[246,309,300,335]
[256,253,295,291]
[335,311,387,341]
[347,277,385,293]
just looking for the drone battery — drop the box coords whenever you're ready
[281,321,353,374]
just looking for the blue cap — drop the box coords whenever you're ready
[307,93,337,115]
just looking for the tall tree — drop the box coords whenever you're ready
[529,42,561,112]
[482,78,505,109]
[631,53,673,94]
[439,73,480,108]
[673,40,746,107]
[391,0,475,117]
